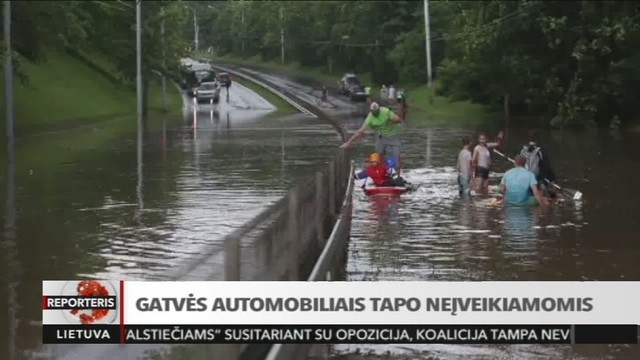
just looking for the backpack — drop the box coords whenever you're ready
[521,145,542,176]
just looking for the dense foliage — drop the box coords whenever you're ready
[197,0,640,128]
[1,0,190,112]
[3,1,639,127]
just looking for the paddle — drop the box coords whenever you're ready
[492,149,583,200]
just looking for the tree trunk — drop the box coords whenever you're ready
[503,92,511,132]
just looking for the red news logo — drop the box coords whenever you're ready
[43,280,118,325]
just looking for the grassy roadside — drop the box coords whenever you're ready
[0,51,184,178]
[403,84,498,125]
[207,53,494,124]
[0,51,183,137]
[231,76,297,118]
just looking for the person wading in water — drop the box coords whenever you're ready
[500,154,550,207]
[520,129,557,197]
[339,102,404,171]
[472,131,504,194]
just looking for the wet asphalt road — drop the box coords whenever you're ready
[0,68,346,360]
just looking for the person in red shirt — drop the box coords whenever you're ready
[355,152,410,187]
[365,152,389,186]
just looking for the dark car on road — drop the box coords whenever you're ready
[338,73,366,101]
[195,81,221,104]
[217,72,231,88]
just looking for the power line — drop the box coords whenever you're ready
[92,0,130,13]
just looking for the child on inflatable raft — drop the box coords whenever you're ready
[354,152,408,187]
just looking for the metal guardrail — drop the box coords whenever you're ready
[213,64,316,118]
[212,64,348,142]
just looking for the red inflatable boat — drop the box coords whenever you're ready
[363,183,415,196]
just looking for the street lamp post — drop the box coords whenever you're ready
[136,0,143,123]
[135,0,144,215]
[193,9,199,53]
[4,5,18,360]
[241,3,245,53]
[161,6,167,112]
[4,0,14,144]
[280,6,284,65]
[423,0,433,104]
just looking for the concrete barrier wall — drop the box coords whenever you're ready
[163,64,355,360]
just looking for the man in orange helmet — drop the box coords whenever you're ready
[355,153,407,187]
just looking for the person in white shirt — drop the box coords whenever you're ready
[456,136,473,197]
[472,131,504,194]
[388,85,396,104]
[380,85,388,103]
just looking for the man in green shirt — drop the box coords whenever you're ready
[339,102,404,166]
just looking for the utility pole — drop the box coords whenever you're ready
[241,3,245,53]
[193,9,199,53]
[423,0,433,104]
[161,6,167,112]
[280,6,284,65]
[136,0,143,123]
[4,0,14,145]
[136,0,144,215]
[4,5,18,360]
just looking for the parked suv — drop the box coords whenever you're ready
[195,81,221,104]
[338,73,366,101]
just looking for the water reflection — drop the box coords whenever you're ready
[137,114,144,218]
[502,206,537,242]
[4,122,19,360]
[368,195,401,224]
[425,129,432,167]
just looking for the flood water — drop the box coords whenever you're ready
[0,82,341,360]
[2,63,640,360]
[333,125,640,359]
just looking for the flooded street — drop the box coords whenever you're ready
[334,126,640,359]
[208,67,640,359]
[0,81,341,359]
[1,63,639,360]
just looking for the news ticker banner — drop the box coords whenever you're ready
[43,281,640,345]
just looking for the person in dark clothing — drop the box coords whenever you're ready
[520,129,557,197]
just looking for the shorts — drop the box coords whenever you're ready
[475,167,489,180]
[375,135,401,163]
[457,175,470,196]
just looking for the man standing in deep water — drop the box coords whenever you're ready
[500,155,549,207]
[472,131,503,194]
[520,129,557,197]
[457,136,473,198]
[339,102,404,171]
